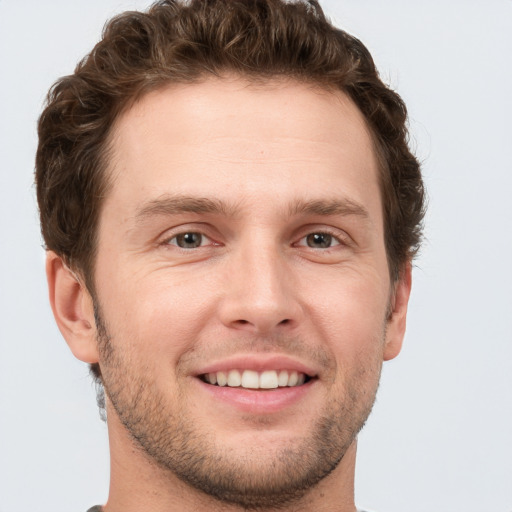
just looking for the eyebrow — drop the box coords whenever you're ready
[135,195,240,223]
[288,198,370,220]
[134,194,370,223]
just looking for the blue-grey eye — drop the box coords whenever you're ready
[306,233,335,248]
[173,232,203,248]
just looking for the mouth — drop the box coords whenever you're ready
[199,369,315,390]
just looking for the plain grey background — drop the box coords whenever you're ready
[0,1,511,511]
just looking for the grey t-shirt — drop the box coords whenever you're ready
[87,508,371,511]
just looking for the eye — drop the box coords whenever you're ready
[167,232,210,249]
[299,232,341,249]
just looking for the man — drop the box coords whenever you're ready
[36,0,425,510]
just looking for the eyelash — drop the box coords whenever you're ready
[162,228,348,251]
[164,231,215,249]
[295,230,345,250]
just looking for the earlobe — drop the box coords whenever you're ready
[383,262,412,361]
[46,251,99,364]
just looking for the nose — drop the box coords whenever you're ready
[217,239,302,335]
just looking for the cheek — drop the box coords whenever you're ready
[312,279,386,406]
[302,267,389,359]
[98,266,218,367]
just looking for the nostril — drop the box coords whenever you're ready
[229,317,293,331]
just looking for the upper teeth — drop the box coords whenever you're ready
[204,369,307,389]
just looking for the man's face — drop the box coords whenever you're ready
[91,77,408,507]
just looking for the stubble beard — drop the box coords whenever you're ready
[94,304,384,510]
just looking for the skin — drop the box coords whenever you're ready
[47,77,411,512]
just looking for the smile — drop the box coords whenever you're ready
[200,369,313,389]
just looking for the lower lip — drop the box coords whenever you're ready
[196,378,316,414]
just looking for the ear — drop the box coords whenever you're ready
[46,251,99,364]
[383,262,412,361]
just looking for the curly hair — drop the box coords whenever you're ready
[36,0,425,380]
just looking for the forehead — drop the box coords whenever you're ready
[105,76,381,221]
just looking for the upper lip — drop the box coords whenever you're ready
[194,354,319,378]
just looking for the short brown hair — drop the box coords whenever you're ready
[36,0,425,292]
